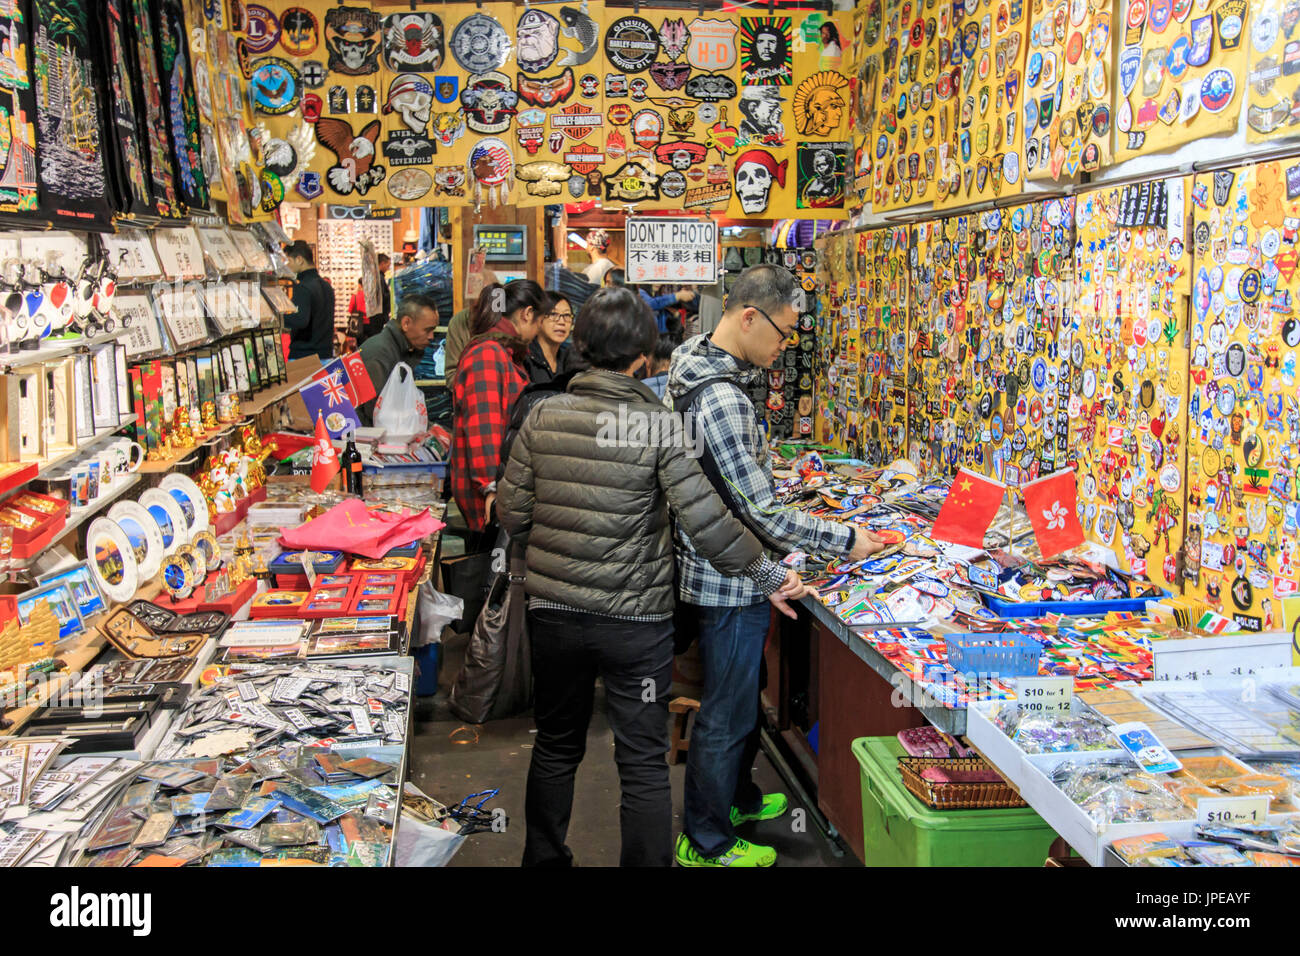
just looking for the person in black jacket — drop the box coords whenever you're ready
[357,294,440,426]
[497,287,811,867]
[284,240,336,361]
[525,293,581,384]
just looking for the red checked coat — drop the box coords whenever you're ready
[451,320,527,532]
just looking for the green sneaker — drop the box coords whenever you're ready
[730,792,789,826]
[675,833,776,868]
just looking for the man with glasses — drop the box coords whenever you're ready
[666,263,886,868]
[526,294,581,385]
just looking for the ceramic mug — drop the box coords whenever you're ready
[109,439,145,476]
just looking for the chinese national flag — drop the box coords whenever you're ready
[1022,467,1085,559]
[310,415,340,493]
[930,468,1006,549]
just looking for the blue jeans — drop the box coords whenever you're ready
[683,600,770,858]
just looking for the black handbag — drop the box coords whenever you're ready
[448,548,532,723]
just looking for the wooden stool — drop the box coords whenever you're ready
[668,697,700,764]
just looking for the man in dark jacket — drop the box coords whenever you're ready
[497,287,811,868]
[284,240,336,361]
[357,293,440,426]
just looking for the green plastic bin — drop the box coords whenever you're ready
[853,736,1058,867]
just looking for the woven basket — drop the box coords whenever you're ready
[897,755,1027,810]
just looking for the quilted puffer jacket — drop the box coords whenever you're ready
[496,368,779,619]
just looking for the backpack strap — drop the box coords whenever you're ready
[672,377,772,546]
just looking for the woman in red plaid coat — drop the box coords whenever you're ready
[451,281,551,536]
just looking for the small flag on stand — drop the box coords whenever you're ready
[311,352,376,408]
[931,468,1006,549]
[300,369,362,439]
[1022,467,1085,558]
[310,415,340,493]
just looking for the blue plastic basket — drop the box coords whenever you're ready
[944,634,1041,678]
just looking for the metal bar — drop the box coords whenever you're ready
[757,725,848,859]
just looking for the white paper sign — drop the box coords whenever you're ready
[1196,796,1269,828]
[1014,676,1074,714]
[625,217,718,285]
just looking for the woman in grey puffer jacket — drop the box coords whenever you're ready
[497,287,808,868]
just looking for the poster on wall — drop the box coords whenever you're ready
[0,1,39,218]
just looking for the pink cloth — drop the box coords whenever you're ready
[278,499,445,559]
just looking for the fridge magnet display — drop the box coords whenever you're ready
[140,488,189,555]
[17,581,85,640]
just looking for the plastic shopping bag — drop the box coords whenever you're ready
[373,362,427,439]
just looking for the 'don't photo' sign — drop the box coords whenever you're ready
[625,217,718,284]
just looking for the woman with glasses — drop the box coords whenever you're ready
[526,293,582,385]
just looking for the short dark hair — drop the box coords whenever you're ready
[653,331,679,367]
[605,268,625,287]
[397,294,439,322]
[575,287,656,371]
[377,253,390,265]
[283,239,314,264]
[725,263,795,317]
[548,292,572,313]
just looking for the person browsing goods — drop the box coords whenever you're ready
[667,263,887,868]
[495,287,810,867]
[284,240,336,361]
[357,294,440,426]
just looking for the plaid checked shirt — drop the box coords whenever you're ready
[668,335,854,607]
[451,326,526,532]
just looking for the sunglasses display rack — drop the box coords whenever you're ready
[313,219,395,335]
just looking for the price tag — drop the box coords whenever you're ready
[1015,676,1074,714]
[1196,796,1270,827]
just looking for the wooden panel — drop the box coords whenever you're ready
[815,620,927,863]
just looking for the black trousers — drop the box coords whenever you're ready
[522,606,675,867]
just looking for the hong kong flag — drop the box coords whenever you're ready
[931,468,1006,549]
[310,415,341,494]
[1022,467,1085,559]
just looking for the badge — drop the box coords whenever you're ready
[300,61,326,88]
[382,12,444,71]
[451,13,511,73]
[324,5,382,76]
[466,138,515,206]
[315,117,385,196]
[684,73,739,102]
[1186,14,1213,66]
[687,17,739,71]
[1200,69,1235,113]
[1215,0,1247,51]
[434,76,459,104]
[1118,44,1142,96]
[296,170,323,200]
[246,4,281,55]
[250,58,301,115]
[1149,0,1172,33]
[792,71,849,136]
[516,9,561,74]
[579,73,600,97]
[604,161,660,202]
[460,73,519,134]
[280,7,320,57]
[388,167,432,202]
[607,16,660,73]
[517,68,576,108]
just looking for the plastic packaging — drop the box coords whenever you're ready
[990,703,1114,754]
[1049,755,1192,826]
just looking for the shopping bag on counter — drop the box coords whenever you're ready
[278,499,444,558]
[448,546,531,723]
[373,362,428,439]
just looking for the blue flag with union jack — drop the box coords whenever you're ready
[299,370,362,439]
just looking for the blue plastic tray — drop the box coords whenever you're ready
[985,588,1169,620]
[944,633,1041,678]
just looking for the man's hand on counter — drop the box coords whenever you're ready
[769,569,815,619]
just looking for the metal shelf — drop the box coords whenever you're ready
[58,472,144,541]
